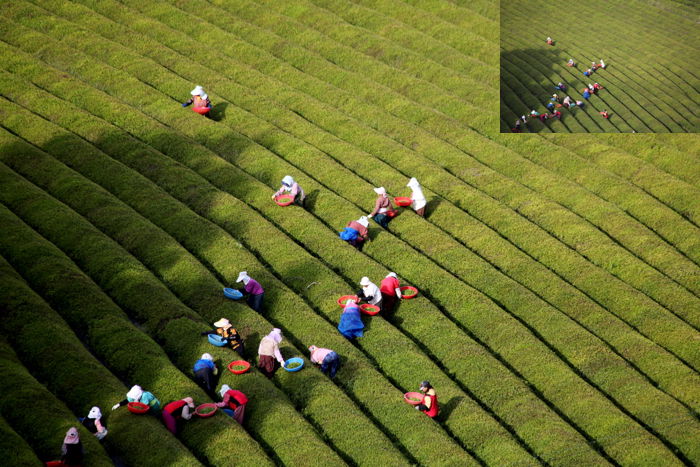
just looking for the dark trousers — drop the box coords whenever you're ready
[194,368,216,397]
[247,293,264,313]
[321,352,340,378]
[381,293,397,314]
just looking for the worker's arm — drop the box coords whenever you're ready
[182,98,193,107]
[415,394,432,411]
[274,344,285,365]
[368,197,383,217]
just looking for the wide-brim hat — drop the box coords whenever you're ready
[214,318,231,329]
[360,276,371,286]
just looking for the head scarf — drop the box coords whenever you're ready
[183,397,195,408]
[213,318,231,329]
[87,407,102,419]
[219,384,231,398]
[373,187,386,196]
[236,271,250,284]
[357,216,369,228]
[266,328,283,344]
[201,353,214,361]
[282,175,294,187]
[386,272,397,279]
[126,385,143,401]
[190,85,203,96]
[200,92,209,100]
[360,276,371,286]
[308,345,318,353]
[63,427,79,445]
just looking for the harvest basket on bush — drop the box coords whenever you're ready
[127,401,150,414]
[208,334,228,347]
[228,360,251,375]
[223,287,243,300]
[195,403,218,418]
[404,392,423,405]
[284,357,304,372]
[274,194,295,206]
[400,286,418,299]
[337,295,359,307]
[360,304,380,316]
[394,196,412,207]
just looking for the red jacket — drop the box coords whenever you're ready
[221,390,248,411]
[421,392,439,418]
[380,276,399,295]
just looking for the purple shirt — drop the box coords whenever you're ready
[245,279,264,295]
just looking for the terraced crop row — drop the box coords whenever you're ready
[1,0,698,465]
[501,0,699,132]
[1,16,696,466]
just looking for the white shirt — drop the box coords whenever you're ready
[362,282,382,306]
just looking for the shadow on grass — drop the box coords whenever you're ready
[438,395,465,422]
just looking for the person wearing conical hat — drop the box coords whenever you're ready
[162,397,195,435]
[201,318,245,357]
[193,353,219,397]
[272,175,306,207]
[368,187,397,228]
[257,328,285,378]
[236,271,265,313]
[308,345,340,378]
[341,216,370,250]
[182,85,212,118]
[81,406,108,440]
[111,384,161,412]
[415,381,439,418]
[216,384,248,424]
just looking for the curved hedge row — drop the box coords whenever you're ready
[0,152,359,466]
[0,249,202,467]
[0,76,579,465]
[0,412,42,467]
[1,11,696,464]
[0,337,111,467]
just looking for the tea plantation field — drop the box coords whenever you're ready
[1,0,699,465]
[501,0,699,133]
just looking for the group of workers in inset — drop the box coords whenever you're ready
[511,38,611,133]
[48,91,442,467]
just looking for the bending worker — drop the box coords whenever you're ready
[415,381,439,418]
[309,345,341,378]
[193,353,219,397]
[201,318,244,357]
[236,271,265,313]
[272,175,306,207]
[380,272,402,314]
[358,276,382,310]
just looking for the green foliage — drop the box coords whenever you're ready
[0,0,698,465]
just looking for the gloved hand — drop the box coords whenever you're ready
[215,401,226,408]
[111,403,120,411]
[414,405,420,410]
[280,360,286,368]
[213,367,219,376]
[181,102,188,107]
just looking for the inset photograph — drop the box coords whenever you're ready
[501,0,700,133]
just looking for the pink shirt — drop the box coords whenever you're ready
[310,347,333,364]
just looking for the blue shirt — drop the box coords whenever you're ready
[193,358,216,372]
